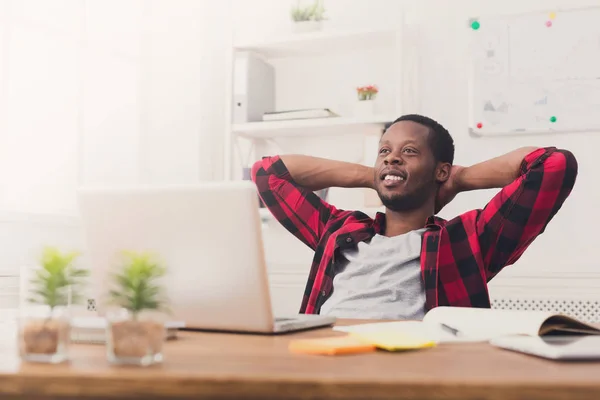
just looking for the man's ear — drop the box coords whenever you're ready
[435,162,451,184]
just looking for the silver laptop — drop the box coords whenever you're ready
[77,181,335,334]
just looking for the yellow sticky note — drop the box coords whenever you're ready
[549,12,556,19]
[351,331,436,352]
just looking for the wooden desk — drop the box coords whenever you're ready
[1,320,600,400]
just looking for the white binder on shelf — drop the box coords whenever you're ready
[233,52,275,123]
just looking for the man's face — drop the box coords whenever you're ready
[373,121,439,212]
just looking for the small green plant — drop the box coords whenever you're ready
[27,247,88,309]
[108,251,169,319]
[291,0,326,22]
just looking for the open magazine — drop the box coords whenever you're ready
[334,307,600,343]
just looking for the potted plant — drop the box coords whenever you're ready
[290,0,326,33]
[19,247,88,363]
[354,85,379,117]
[105,251,169,366]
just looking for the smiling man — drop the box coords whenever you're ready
[251,114,578,319]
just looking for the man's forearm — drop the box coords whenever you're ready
[280,155,374,191]
[456,147,539,192]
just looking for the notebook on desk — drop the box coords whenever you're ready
[335,307,600,344]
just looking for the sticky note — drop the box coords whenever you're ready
[351,332,436,352]
[289,335,376,356]
[549,12,556,19]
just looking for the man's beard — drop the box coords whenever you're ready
[376,181,435,212]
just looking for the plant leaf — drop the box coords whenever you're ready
[107,251,168,313]
[26,246,88,308]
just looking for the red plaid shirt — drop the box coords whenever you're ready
[251,147,577,314]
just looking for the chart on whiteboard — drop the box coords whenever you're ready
[469,8,600,134]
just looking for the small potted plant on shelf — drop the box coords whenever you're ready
[19,247,88,363]
[354,85,379,117]
[290,0,326,33]
[105,250,169,366]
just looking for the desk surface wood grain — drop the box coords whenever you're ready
[1,319,600,400]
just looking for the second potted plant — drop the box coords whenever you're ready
[105,251,169,366]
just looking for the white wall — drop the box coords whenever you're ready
[138,0,230,184]
[0,0,83,214]
[82,0,143,188]
[0,0,231,216]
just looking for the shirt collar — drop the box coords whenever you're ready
[426,215,447,229]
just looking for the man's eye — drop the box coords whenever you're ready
[403,148,417,154]
[379,148,390,154]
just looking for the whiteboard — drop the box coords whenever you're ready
[468,7,600,136]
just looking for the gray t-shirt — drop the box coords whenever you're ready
[320,229,426,320]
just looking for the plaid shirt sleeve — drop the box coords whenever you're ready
[477,147,578,280]
[251,156,339,251]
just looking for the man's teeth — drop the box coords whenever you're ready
[384,175,404,181]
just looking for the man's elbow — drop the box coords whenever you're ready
[547,149,578,192]
[250,159,263,184]
[558,149,578,187]
[560,149,578,171]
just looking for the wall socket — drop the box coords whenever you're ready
[87,298,97,312]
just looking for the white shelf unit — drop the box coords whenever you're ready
[224,21,413,176]
[223,12,416,213]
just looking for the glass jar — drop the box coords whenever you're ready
[106,308,166,366]
[18,305,70,364]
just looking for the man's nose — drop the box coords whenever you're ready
[384,153,403,165]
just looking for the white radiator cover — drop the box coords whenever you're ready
[491,296,600,323]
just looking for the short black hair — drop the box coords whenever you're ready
[388,114,454,164]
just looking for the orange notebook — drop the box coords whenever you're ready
[288,335,376,356]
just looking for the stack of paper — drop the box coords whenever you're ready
[335,307,600,344]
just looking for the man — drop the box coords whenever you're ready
[251,114,577,319]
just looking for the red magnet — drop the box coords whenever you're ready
[476,122,483,129]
